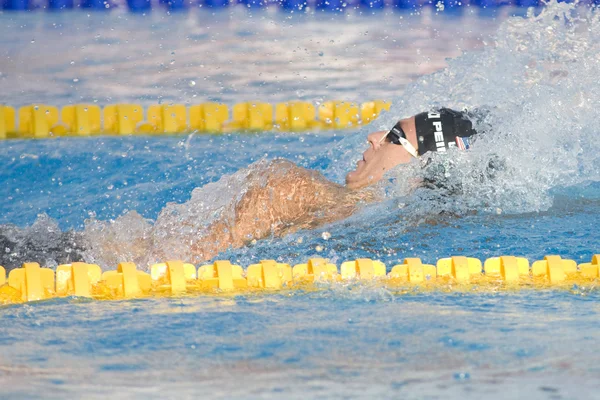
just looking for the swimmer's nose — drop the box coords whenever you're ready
[367,131,388,150]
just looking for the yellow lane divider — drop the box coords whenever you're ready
[0,100,391,139]
[0,254,599,304]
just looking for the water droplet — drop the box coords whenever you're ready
[189,80,196,87]
[321,232,331,240]
[453,372,470,381]
[318,51,324,56]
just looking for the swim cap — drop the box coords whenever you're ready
[414,108,478,155]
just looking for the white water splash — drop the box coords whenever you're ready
[328,2,600,214]
[82,159,269,267]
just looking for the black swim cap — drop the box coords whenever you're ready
[414,108,478,155]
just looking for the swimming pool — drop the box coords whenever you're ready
[2,2,600,398]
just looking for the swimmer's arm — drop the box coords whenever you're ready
[190,160,373,261]
[231,161,358,242]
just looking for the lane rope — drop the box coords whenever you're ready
[0,101,390,139]
[1,255,599,304]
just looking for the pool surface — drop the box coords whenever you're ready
[1,2,600,398]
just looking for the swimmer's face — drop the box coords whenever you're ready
[345,118,416,189]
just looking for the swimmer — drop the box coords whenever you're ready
[147,107,481,264]
[0,108,481,269]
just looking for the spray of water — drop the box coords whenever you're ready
[327,1,600,215]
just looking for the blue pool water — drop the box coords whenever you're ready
[2,291,600,398]
[2,2,600,398]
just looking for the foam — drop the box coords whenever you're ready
[326,2,600,215]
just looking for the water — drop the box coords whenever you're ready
[1,3,600,398]
[0,8,506,106]
[2,291,600,398]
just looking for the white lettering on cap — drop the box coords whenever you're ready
[430,114,446,152]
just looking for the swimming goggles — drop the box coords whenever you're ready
[379,121,419,158]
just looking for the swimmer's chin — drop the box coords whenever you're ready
[345,171,360,189]
[345,171,377,190]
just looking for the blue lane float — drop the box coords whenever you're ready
[316,0,348,12]
[160,0,188,11]
[239,0,268,8]
[203,0,229,7]
[2,0,29,10]
[127,0,151,11]
[359,0,385,8]
[440,0,463,9]
[393,0,420,9]
[471,0,512,7]
[0,0,572,12]
[48,0,74,9]
[280,0,307,10]
[516,0,538,5]
[80,0,111,9]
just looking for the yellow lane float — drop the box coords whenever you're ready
[0,254,598,305]
[0,99,391,138]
